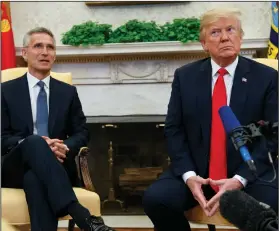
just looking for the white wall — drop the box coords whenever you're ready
[11,1,271,47]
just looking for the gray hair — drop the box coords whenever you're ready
[23,27,56,47]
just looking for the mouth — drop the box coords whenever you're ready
[220,46,234,50]
[39,60,50,64]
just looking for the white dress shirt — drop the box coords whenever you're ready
[27,72,50,135]
[182,56,248,187]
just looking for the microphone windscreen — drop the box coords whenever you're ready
[218,106,241,133]
[220,190,277,231]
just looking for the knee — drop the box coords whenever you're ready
[25,135,47,145]
[246,185,278,214]
[143,186,159,216]
[143,184,171,215]
[260,187,277,213]
[143,185,158,211]
[21,135,50,159]
[22,135,49,151]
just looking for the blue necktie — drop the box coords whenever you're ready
[36,81,49,136]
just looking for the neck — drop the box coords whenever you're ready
[28,68,50,80]
[212,55,237,67]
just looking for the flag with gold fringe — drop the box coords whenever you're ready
[1,2,16,70]
[267,2,278,59]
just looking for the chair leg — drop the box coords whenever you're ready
[208,224,216,231]
[68,219,75,231]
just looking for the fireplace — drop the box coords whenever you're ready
[86,121,168,215]
[45,40,264,215]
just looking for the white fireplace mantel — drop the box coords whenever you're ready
[16,38,268,57]
[16,39,268,120]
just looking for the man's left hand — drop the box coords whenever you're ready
[206,178,243,217]
[42,136,69,163]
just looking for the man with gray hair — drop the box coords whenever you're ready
[2,27,115,231]
[143,8,278,231]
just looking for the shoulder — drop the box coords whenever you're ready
[240,56,278,81]
[50,77,77,92]
[175,58,210,75]
[1,75,26,92]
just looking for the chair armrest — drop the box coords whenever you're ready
[75,147,96,192]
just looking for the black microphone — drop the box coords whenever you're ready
[220,190,277,231]
[219,106,257,173]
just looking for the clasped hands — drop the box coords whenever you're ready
[187,176,243,217]
[42,136,69,163]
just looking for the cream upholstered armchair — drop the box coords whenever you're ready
[184,58,278,231]
[2,218,19,231]
[253,58,278,70]
[1,67,100,231]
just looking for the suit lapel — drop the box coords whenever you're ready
[19,75,33,134]
[196,59,212,152]
[48,77,59,136]
[229,56,250,118]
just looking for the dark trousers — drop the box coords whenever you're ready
[2,135,78,231]
[143,169,278,231]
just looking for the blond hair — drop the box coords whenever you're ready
[23,27,56,47]
[199,8,244,41]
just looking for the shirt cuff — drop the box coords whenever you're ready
[233,174,248,187]
[182,171,197,183]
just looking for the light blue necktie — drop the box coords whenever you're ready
[36,81,49,136]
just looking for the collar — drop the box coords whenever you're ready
[27,72,50,89]
[211,56,239,77]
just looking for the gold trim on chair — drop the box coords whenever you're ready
[76,147,96,192]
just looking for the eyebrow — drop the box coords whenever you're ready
[210,25,236,29]
[33,42,55,48]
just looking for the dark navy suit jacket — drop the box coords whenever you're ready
[165,56,278,183]
[1,74,89,185]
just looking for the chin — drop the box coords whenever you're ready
[38,67,51,73]
[220,51,237,58]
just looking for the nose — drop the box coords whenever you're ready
[41,46,48,55]
[220,31,229,41]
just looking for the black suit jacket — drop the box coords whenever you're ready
[165,56,278,183]
[1,74,89,185]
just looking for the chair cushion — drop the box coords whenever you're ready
[185,205,234,227]
[2,187,101,225]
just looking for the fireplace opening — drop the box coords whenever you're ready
[86,122,169,214]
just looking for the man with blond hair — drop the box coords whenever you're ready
[2,27,115,231]
[143,8,278,231]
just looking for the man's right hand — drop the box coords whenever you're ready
[186,176,210,216]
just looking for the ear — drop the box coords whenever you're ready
[22,48,27,62]
[201,40,208,52]
[240,33,243,44]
